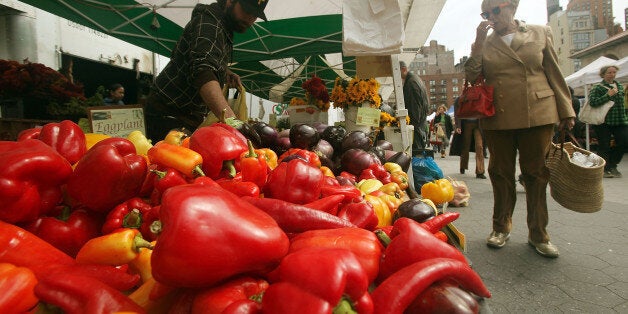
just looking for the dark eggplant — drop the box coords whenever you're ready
[313,139,334,160]
[235,122,263,148]
[318,154,335,170]
[340,148,381,176]
[252,121,278,148]
[375,139,394,151]
[272,136,291,156]
[289,123,320,150]
[280,154,308,163]
[369,146,386,164]
[321,125,347,153]
[393,198,438,223]
[341,131,372,152]
[387,151,411,173]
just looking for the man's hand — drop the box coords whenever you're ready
[225,69,241,88]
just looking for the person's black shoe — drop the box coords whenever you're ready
[476,173,486,179]
[460,169,465,174]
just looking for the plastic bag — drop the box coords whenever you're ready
[448,179,470,207]
[199,85,248,127]
[412,156,443,190]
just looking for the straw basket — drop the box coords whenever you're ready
[546,141,605,213]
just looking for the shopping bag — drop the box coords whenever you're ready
[199,85,248,127]
[412,156,443,190]
[578,99,614,125]
[448,179,470,207]
[456,75,495,119]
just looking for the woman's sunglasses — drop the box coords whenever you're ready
[480,2,510,19]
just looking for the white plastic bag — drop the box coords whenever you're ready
[448,179,470,207]
[342,0,404,56]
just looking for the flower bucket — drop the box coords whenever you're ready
[344,102,373,134]
[287,105,321,125]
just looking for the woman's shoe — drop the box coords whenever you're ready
[528,239,559,258]
[610,168,622,178]
[476,173,486,179]
[460,169,465,174]
[486,231,510,248]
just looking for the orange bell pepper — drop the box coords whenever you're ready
[420,178,454,205]
[163,129,189,146]
[320,166,335,177]
[0,263,38,313]
[257,148,278,170]
[129,241,156,283]
[364,194,392,228]
[84,133,111,151]
[148,142,205,178]
[390,171,409,190]
[76,228,153,266]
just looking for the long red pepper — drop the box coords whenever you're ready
[420,212,460,234]
[242,196,357,233]
[371,258,491,314]
[303,194,346,215]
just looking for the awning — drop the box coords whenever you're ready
[19,0,445,103]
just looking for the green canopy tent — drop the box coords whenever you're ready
[18,0,445,103]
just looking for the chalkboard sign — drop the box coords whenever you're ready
[87,105,145,138]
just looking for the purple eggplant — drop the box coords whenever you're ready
[289,123,320,149]
[341,131,372,152]
[340,148,381,176]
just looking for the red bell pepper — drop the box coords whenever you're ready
[0,139,73,223]
[66,137,148,213]
[16,126,41,141]
[217,179,261,198]
[140,205,162,241]
[278,148,321,168]
[150,167,190,205]
[0,263,38,313]
[320,184,363,203]
[376,217,468,282]
[262,247,374,314]
[337,200,379,231]
[288,228,383,284]
[338,171,357,185]
[238,140,268,189]
[303,194,346,215]
[371,258,491,314]
[367,163,392,184]
[148,142,205,178]
[263,159,323,204]
[24,206,101,258]
[101,197,153,235]
[34,270,146,314]
[242,196,356,234]
[191,276,268,314]
[37,119,87,164]
[151,184,289,288]
[189,125,248,179]
[76,228,153,266]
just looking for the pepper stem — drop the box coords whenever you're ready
[333,297,357,314]
[246,139,257,158]
[122,208,143,229]
[151,169,167,179]
[133,233,154,252]
[194,165,206,177]
[374,229,391,247]
[223,159,237,178]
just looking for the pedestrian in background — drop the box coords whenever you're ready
[588,65,626,178]
[429,104,453,158]
[103,83,125,105]
[454,98,486,179]
[400,61,430,154]
[466,0,575,258]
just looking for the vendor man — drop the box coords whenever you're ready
[145,0,269,141]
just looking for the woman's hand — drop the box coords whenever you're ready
[607,87,618,97]
[475,21,493,43]
[558,117,575,131]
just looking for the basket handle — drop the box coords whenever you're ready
[551,129,580,159]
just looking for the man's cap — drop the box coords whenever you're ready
[399,61,407,68]
[239,0,269,22]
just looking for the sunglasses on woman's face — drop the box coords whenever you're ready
[480,2,510,19]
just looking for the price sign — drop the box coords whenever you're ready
[87,105,145,138]
[356,107,381,127]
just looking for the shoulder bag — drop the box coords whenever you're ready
[456,75,495,119]
[578,85,613,125]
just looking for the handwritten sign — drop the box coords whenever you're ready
[356,107,381,127]
[87,105,145,138]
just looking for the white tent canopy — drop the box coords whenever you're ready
[565,56,628,88]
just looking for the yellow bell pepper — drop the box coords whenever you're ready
[320,166,335,177]
[357,179,384,195]
[163,129,188,146]
[127,130,153,156]
[84,133,111,151]
[390,171,409,190]
[364,194,392,228]
[384,162,403,174]
[420,178,455,204]
[379,182,402,198]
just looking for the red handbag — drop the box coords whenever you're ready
[456,75,495,119]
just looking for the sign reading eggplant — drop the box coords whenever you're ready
[87,105,145,138]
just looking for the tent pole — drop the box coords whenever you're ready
[390,54,413,191]
[584,84,590,151]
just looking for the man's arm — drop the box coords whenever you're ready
[199,80,236,119]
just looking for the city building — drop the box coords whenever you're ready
[566,0,617,36]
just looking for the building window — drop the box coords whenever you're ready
[430,88,436,93]
[429,80,436,85]
[452,78,458,84]
[441,88,447,93]
[453,86,459,92]
[440,95,447,100]
[440,80,447,85]
[430,96,436,101]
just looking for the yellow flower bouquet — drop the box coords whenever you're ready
[330,77,382,110]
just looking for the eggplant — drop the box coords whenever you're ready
[313,139,334,160]
[369,146,386,164]
[340,148,381,176]
[252,121,278,148]
[235,122,262,148]
[387,151,411,173]
[375,140,394,151]
[289,123,320,149]
[272,136,291,156]
[393,198,438,223]
[341,131,372,152]
[321,125,347,154]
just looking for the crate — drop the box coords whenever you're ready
[383,125,414,152]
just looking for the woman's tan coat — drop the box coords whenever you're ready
[465,21,575,130]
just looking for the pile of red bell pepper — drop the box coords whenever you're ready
[0,120,491,313]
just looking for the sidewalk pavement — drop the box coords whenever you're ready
[423,152,628,313]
